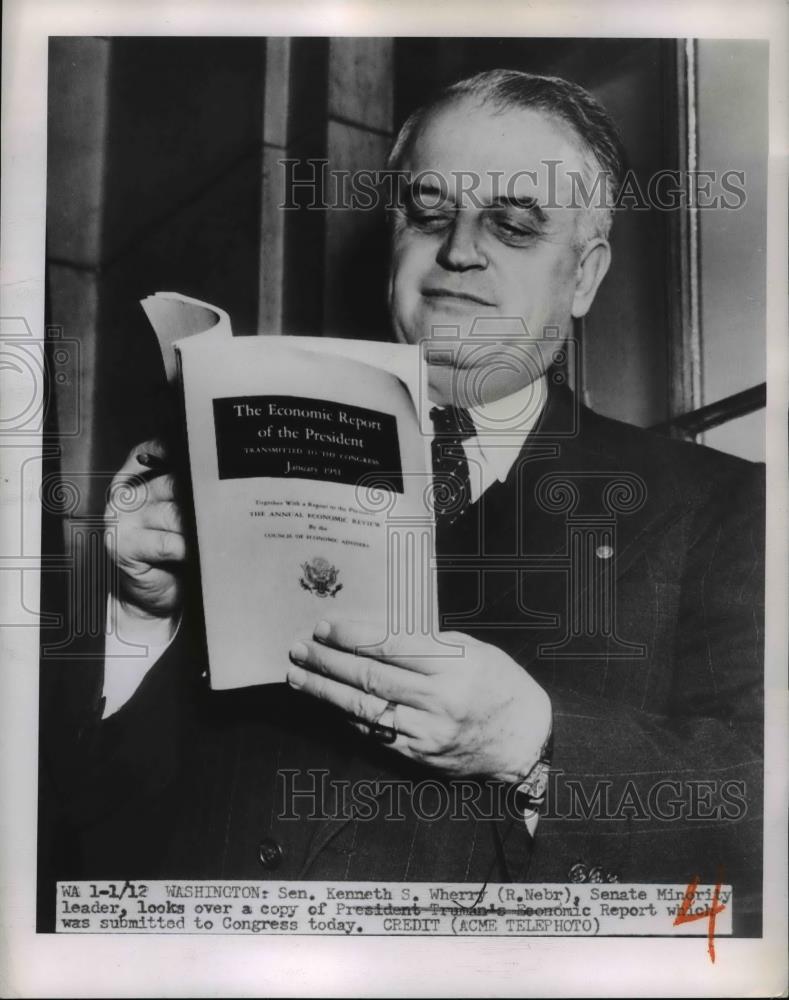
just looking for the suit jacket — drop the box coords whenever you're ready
[38,385,764,934]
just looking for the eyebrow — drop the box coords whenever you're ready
[405,181,549,224]
[488,194,549,224]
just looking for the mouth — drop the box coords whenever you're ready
[421,288,495,307]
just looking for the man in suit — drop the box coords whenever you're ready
[39,70,764,934]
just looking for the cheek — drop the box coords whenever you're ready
[390,237,432,305]
[497,252,577,319]
[389,244,419,339]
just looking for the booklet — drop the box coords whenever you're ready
[141,292,436,690]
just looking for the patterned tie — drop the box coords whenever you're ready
[429,405,476,527]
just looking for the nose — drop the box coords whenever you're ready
[436,213,488,271]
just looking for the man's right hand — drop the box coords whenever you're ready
[104,439,186,621]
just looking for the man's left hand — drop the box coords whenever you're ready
[287,619,551,783]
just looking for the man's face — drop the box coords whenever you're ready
[388,98,608,404]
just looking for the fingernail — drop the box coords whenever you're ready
[136,451,166,469]
[314,620,331,640]
[289,642,308,665]
[287,666,306,688]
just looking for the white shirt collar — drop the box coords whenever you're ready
[466,375,548,485]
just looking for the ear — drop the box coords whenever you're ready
[571,238,611,318]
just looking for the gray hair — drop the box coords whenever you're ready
[387,68,626,247]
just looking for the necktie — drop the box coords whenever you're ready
[429,405,476,527]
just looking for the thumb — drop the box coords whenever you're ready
[133,438,169,471]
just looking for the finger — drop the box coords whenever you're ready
[289,640,431,709]
[287,663,389,724]
[288,652,431,743]
[345,716,472,776]
[111,444,172,500]
[121,526,186,565]
[123,438,168,473]
[107,472,178,521]
[119,564,181,603]
[311,618,460,674]
[370,702,427,741]
[141,498,184,534]
[143,472,178,502]
[346,718,416,757]
[345,704,443,750]
[440,629,485,648]
[115,468,175,499]
[107,473,175,526]
[288,665,435,748]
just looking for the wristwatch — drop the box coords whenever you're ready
[513,731,553,815]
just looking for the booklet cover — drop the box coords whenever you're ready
[143,292,435,689]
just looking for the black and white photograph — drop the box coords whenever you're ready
[1,1,786,996]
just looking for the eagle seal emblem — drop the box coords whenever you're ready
[299,556,342,598]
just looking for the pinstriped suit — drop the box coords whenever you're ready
[38,385,764,934]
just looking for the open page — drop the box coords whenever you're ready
[140,291,232,382]
[176,333,434,689]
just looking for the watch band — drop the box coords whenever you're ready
[513,730,553,814]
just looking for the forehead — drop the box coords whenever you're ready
[402,98,587,204]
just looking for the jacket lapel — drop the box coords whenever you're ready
[443,385,678,659]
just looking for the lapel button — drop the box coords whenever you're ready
[258,837,284,870]
[568,862,589,882]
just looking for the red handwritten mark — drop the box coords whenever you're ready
[673,869,726,963]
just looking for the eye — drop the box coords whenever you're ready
[404,205,454,232]
[487,214,539,245]
[482,206,543,246]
